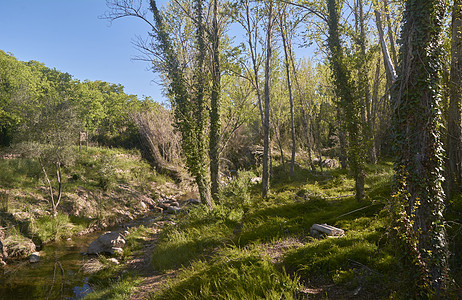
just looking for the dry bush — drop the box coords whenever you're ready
[132,105,183,181]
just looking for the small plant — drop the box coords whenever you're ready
[0,192,8,212]
[97,155,117,191]
[32,214,74,242]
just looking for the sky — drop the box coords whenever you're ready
[0,0,315,103]
[0,0,167,102]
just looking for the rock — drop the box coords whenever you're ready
[158,202,170,210]
[167,206,181,214]
[107,258,120,265]
[112,247,124,255]
[310,224,344,237]
[87,231,126,255]
[186,198,201,205]
[140,201,147,210]
[250,177,262,184]
[4,236,36,258]
[29,252,40,263]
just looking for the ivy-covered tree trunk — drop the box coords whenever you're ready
[150,0,212,210]
[191,0,212,209]
[447,0,462,199]
[262,0,273,197]
[393,0,448,295]
[209,0,221,203]
[327,0,365,201]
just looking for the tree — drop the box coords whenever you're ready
[392,0,448,295]
[16,93,80,217]
[326,0,365,201]
[209,0,222,202]
[147,0,213,209]
[262,0,274,197]
[277,2,297,176]
[447,0,462,199]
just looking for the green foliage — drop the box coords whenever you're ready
[326,0,366,201]
[0,158,41,189]
[96,155,117,192]
[0,50,146,150]
[220,170,254,208]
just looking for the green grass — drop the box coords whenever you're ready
[84,269,141,300]
[144,162,400,299]
[151,205,240,271]
[152,245,300,300]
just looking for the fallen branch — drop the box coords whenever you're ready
[336,204,375,219]
[324,194,354,200]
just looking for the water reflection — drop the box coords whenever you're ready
[0,232,99,300]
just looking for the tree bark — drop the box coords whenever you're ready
[393,0,448,294]
[327,0,365,200]
[209,0,221,203]
[262,0,273,197]
[374,9,396,84]
[278,5,296,177]
[447,0,462,199]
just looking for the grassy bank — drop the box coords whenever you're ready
[144,162,398,299]
[0,146,172,255]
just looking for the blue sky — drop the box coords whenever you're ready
[0,0,167,102]
[0,1,315,103]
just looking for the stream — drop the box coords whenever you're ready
[0,192,197,299]
[0,213,162,300]
[0,230,101,299]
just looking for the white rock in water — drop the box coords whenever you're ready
[87,231,126,255]
[29,252,40,263]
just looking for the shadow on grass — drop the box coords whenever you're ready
[236,195,383,247]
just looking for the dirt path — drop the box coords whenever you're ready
[123,220,179,299]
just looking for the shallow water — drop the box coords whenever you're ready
[0,192,198,300]
[0,231,100,300]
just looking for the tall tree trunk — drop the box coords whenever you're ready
[447,0,462,199]
[278,6,296,177]
[327,0,365,200]
[393,0,448,294]
[371,57,381,159]
[262,0,273,197]
[337,105,348,169]
[209,0,221,203]
[193,0,213,210]
[150,0,212,210]
[245,0,264,124]
[356,0,377,164]
[383,0,398,67]
[374,8,397,84]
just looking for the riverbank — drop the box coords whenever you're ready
[0,146,186,263]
